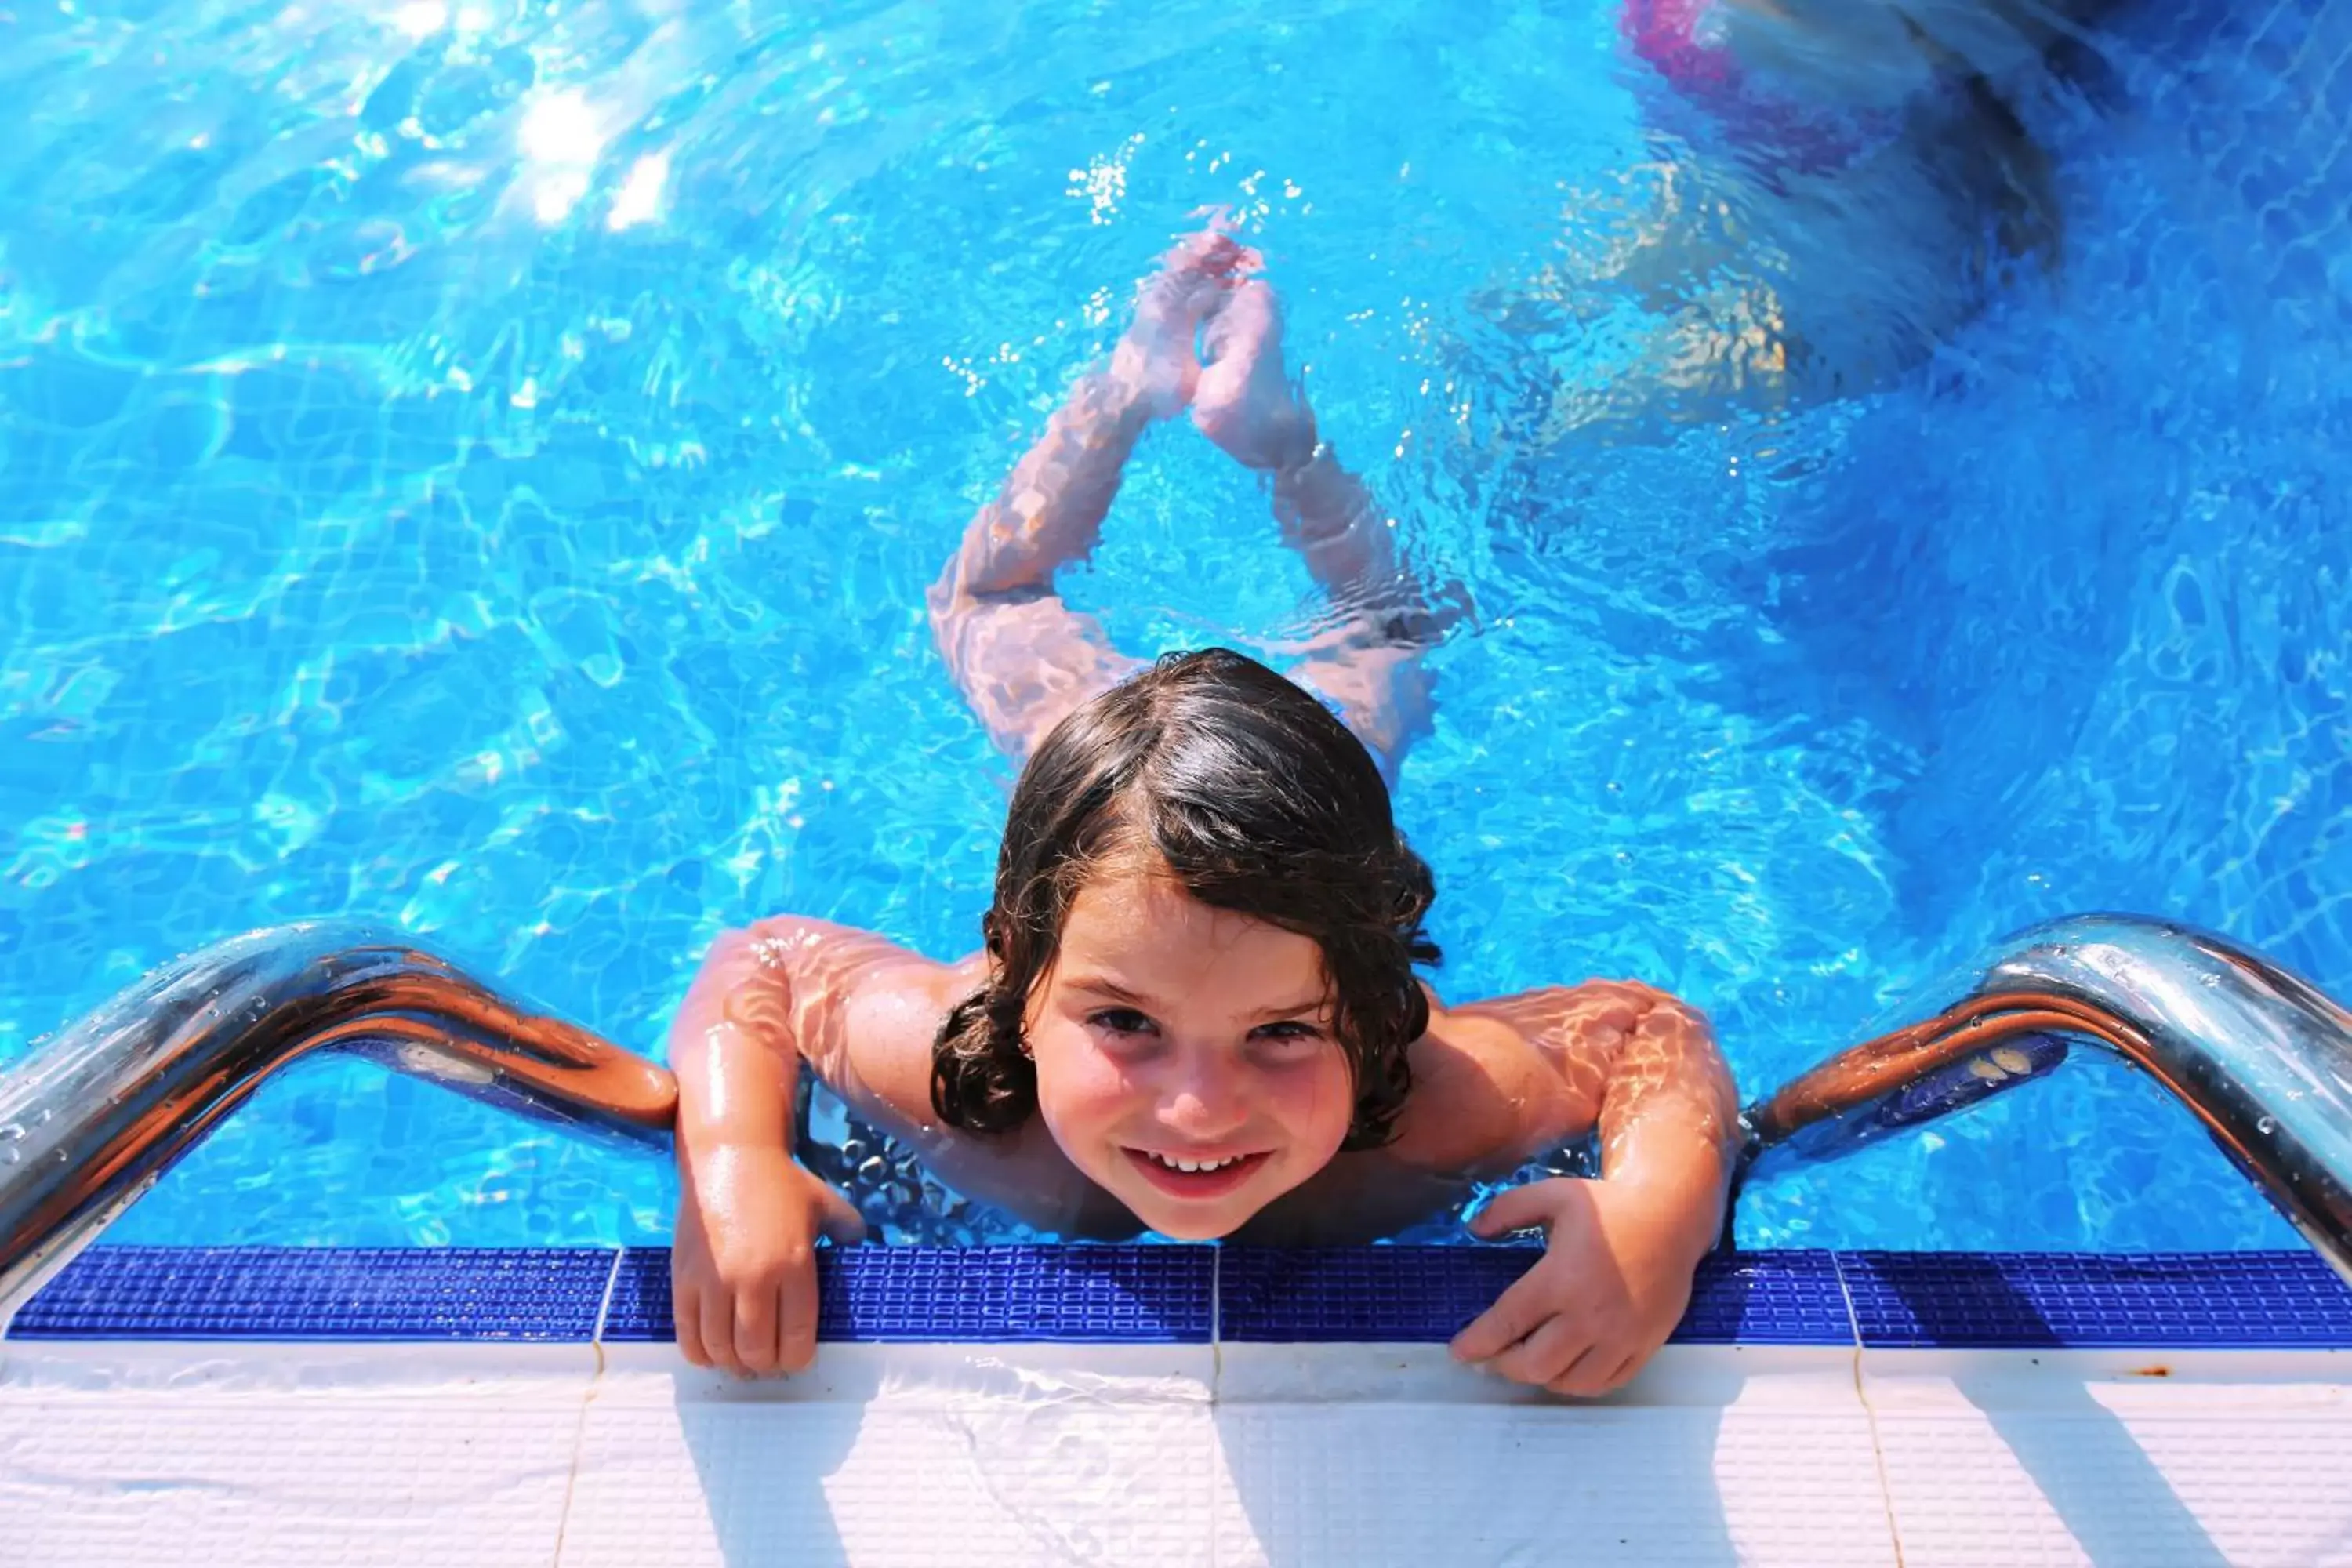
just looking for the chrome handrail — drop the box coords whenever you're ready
[0,923,674,1329]
[1,912,2347,1334]
[1737,913,2352,1284]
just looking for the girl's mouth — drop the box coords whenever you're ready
[1123,1147,1272,1200]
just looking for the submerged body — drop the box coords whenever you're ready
[669,232,1741,1395]
[1483,0,2134,444]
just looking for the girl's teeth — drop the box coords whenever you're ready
[1155,1153,1236,1173]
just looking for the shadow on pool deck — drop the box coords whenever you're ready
[1213,1393,1743,1566]
[675,1376,858,1568]
[1949,1374,2234,1568]
[1864,1255,2234,1568]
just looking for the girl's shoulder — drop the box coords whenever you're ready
[738,914,982,1126]
[742,914,1127,1236]
[1383,981,1697,1174]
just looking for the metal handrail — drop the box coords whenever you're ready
[0,923,673,1326]
[2,911,2347,1332]
[1737,913,2352,1283]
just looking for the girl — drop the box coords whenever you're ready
[669,231,1740,1396]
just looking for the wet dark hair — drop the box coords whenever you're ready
[931,648,1440,1152]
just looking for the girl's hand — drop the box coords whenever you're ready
[1109,228,1256,421]
[672,1143,867,1375]
[1190,276,1319,473]
[1448,1175,1715,1396]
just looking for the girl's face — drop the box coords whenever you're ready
[1025,861,1356,1239]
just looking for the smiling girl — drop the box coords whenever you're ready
[669,230,1740,1396]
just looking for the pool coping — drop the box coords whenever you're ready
[10,1245,2351,1349]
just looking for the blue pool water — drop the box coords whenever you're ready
[1,0,2345,1253]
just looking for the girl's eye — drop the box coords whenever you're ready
[1250,1020,1327,1048]
[1088,1007,1156,1036]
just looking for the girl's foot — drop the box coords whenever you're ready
[1110,230,1256,421]
[1192,278,1319,473]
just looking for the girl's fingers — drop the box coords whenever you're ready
[1466,1181,1563,1240]
[701,1285,742,1374]
[1450,1266,1552,1363]
[778,1253,823,1374]
[673,1282,710,1368]
[1544,1342,1617,1399]
[733,1282,781,1375]
[1486,1313,1588,1388]
[816,1185,869,1246]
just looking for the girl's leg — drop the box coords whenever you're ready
[929,234,1243,762]
[1192,278,1458,777]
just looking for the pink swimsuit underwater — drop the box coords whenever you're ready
[1618,0,1877,176]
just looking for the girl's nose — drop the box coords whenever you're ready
[1160,1053,1250,1142]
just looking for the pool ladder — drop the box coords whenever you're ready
[3,913,2350,1330]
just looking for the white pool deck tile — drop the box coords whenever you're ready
[3,1339,2351,1566]
[1857,1348,2352,1568]
[0,1345,599,1568]
[1207,1345,1897,1568]
[561,1345,1228,1568]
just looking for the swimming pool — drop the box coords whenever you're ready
[1,0,2344,1254]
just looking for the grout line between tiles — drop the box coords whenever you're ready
[586,1247,625,1349]
[1207,1249,1236,1568]
[550,1249,626,1568]
[1826,1250,1864,1347]
[1832,1251,1907,1568]
[1209,1245,1222,1348]
[547,1370,597,1568]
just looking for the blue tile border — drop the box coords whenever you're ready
[1681,1250,1859,1344]
[601,1244,1216,1344]
[9,1245,2350,1349]
[1837,1250,2352,1349]
[7,1247,615,1341]
[1218,1245,1540,1344]
[1218,1247,1854,1344]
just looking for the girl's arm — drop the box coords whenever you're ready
[669,922,873,1375]
[1571,983,1741,1256]
[1424,982,1740,1396]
